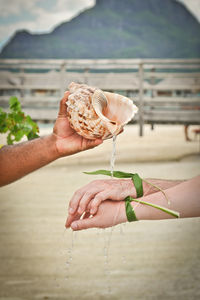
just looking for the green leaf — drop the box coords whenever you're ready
[27,131,39,140]
[13,130,25,141]
[125,199,138,222]
[126,196,180,218]
[132,173,143,198]
[0,110,8,133]
[13,112,24,123]
[0,109,7,121]
[26,115,39,133]
[0,123,8,133]
[84,169,134,178]
[0,97,40,145]
[9,97,21,112]
[7,133,14,145]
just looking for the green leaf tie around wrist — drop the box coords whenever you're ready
[132,173,143,198]
[125,173,143,222]
[84,170,180,222]
[125,197,138,222]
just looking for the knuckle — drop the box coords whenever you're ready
[92,195,102,206]
[85,191,92,197]
[79,203,85,210]
[69,197,77,207]
[94,195,101,202]
[74,189,82,197]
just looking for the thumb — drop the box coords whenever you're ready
[71,216,96,231]
[58,91,70,117]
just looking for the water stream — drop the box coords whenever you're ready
[110,135,117,177]
[102,134,118,293]
[62,134,122,292]
[64,230,75,280]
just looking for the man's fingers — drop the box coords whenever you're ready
[68,181,103,215]
[58,91,70,117]
[68,188,87,214]
[65,214,74,228]
[71,216,96,231]
[90,191,111,215]
[65,212,82,228]
[78,188,102,215]
[82,138,103,150]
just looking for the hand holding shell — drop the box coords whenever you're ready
[66,82,138,140]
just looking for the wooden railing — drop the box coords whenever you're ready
[0,59,200,136]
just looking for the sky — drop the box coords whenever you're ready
[0,0,199,51]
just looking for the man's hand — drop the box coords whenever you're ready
[67,178,136,218]
[52,91,103,157]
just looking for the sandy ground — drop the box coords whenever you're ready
[0,124,200,300]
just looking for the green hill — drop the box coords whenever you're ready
[1,0,200,58]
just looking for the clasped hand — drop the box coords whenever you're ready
[65,178,136,230]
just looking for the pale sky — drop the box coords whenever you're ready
[0,0,199,51]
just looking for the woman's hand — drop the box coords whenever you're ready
[66,200,126,231]
[52,91,103,157]
[67,178,136,218]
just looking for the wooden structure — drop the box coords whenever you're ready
[0,59,200,136]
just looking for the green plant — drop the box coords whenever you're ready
[0,97,39,145]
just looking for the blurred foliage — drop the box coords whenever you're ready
[0,97,39,145]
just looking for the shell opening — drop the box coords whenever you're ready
[92,90,119,135]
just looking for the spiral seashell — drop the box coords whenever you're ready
[66,82,138,140]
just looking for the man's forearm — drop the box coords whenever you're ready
[143,178,184,196]
[0,134,59,187]
[133,176,200,220]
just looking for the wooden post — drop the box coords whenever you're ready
[20,67,25,99]
[138,62,144,136]
[60,62,66,97]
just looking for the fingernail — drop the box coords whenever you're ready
[69,208,74,214]
[71,222,77,230]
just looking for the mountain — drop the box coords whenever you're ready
[1,0,200,59]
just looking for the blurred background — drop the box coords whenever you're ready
[0,0,200,299]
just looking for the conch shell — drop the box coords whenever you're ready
[66,82,138,140]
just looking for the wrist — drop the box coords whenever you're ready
[127,177,147,198]
[46,134,61,160]
[119,201,129,223]
[130,199,144,220]
[127,178,138,198]
[129,196,157,221]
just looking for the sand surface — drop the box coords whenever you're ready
[0,124,200,300]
